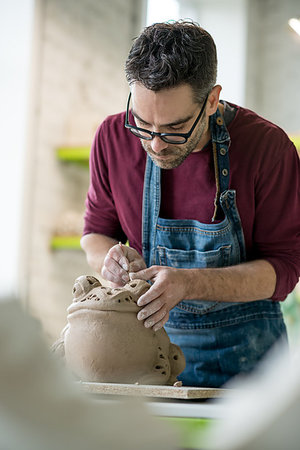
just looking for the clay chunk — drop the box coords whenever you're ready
[53,275,185,385]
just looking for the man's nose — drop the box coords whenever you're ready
[150,136,168,153]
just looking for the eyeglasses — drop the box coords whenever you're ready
[124,92,209,144]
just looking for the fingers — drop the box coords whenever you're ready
[123,246,146,274]
[130,266,158,281]
[101,244,130,285]
[101,265,129,285]
[113,243,129,271]
[137,299,169,331]
[101,243,147,286]
[153,312,169,332]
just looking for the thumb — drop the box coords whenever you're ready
[129,266,157,281]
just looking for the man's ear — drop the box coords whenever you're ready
[206,85,222,116]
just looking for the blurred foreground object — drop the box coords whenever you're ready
[0,299,176,450]
[203,339,300,450]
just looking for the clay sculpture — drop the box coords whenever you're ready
[53,275,185,385]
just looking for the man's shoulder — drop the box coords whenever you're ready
[91,110,144,167]
[225,101,295,162]
[94,110,136,146]
[226,101,289,138]
[99,110,127,131]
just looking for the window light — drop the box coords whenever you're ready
[288,17,300,36]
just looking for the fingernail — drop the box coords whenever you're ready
[137,312,144,320]
[122,263,129,271]
[145,321,153,328]
[153,325,160,332]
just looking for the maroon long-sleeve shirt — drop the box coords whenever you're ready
[83,102,300,302]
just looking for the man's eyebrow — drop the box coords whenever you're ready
[131,109,194,127]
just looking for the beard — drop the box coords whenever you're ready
[141,116,208,170]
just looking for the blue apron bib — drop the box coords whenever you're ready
[142,106,287,387]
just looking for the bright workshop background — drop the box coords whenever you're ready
[0,0,299,345]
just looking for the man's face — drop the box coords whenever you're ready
[130,83,210,169]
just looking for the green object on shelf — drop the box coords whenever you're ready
[51,235,82,250]
[50,236,130,251]
[56,146,90,166]
[161,417,215,449]
[290,135,300,151]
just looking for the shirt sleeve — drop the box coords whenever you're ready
[83,122,127,243]
[253,134,300,301]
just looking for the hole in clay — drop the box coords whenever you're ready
[159,354,165,359]
[118,299,121,303]
[100,287,106,290]
[72,287,76,293]
[80,299,86,302]
[130,283,137,288]
[86,276,96,285]
[158,347,162,350]
[155,365,163,370]
[125,297,130,302]
[162,371,166,375]
[173,355,179,360]
[107,292,112,295]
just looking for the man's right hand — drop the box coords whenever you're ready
[101,243,146,286]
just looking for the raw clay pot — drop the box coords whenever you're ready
[57,275,185,385]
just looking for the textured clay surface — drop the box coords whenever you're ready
[54,276,185,385]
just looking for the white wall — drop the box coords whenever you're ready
[0,0,35,298]
[180,0,248,106]
[146,0,248,106]
[20,0,143,340]
[246,0,300,133]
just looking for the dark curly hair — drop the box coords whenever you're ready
[125,20,217,104]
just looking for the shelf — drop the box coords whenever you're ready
[56,146,90,166]
[50,235,81,250]
[290,135,300,151]
[55,135,299,167]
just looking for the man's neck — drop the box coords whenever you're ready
[193,102,224,153]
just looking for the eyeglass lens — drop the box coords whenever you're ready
[129,128,187,144]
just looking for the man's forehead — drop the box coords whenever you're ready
[130,83,197,125]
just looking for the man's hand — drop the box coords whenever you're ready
[131,260,278,331]
[101,243,146,286]
[130,266,189,331]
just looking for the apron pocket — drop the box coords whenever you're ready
[156,244,233,314]
[156,245,232,268]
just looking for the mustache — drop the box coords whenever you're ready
[142,144,179,157]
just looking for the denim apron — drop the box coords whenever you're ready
[142,106,287,388]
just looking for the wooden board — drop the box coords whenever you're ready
[79,381,229,399]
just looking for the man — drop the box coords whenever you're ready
[81,21,300,387]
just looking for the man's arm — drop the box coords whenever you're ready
[130,260,277,331]
[186,259,276,302]
[80,233,119,274]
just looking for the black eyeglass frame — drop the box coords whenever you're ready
[124,92,209,144]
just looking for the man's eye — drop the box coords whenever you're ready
[135,119,149,129]
[169,125,184,132]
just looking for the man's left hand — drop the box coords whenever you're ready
[130,266,190,331]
